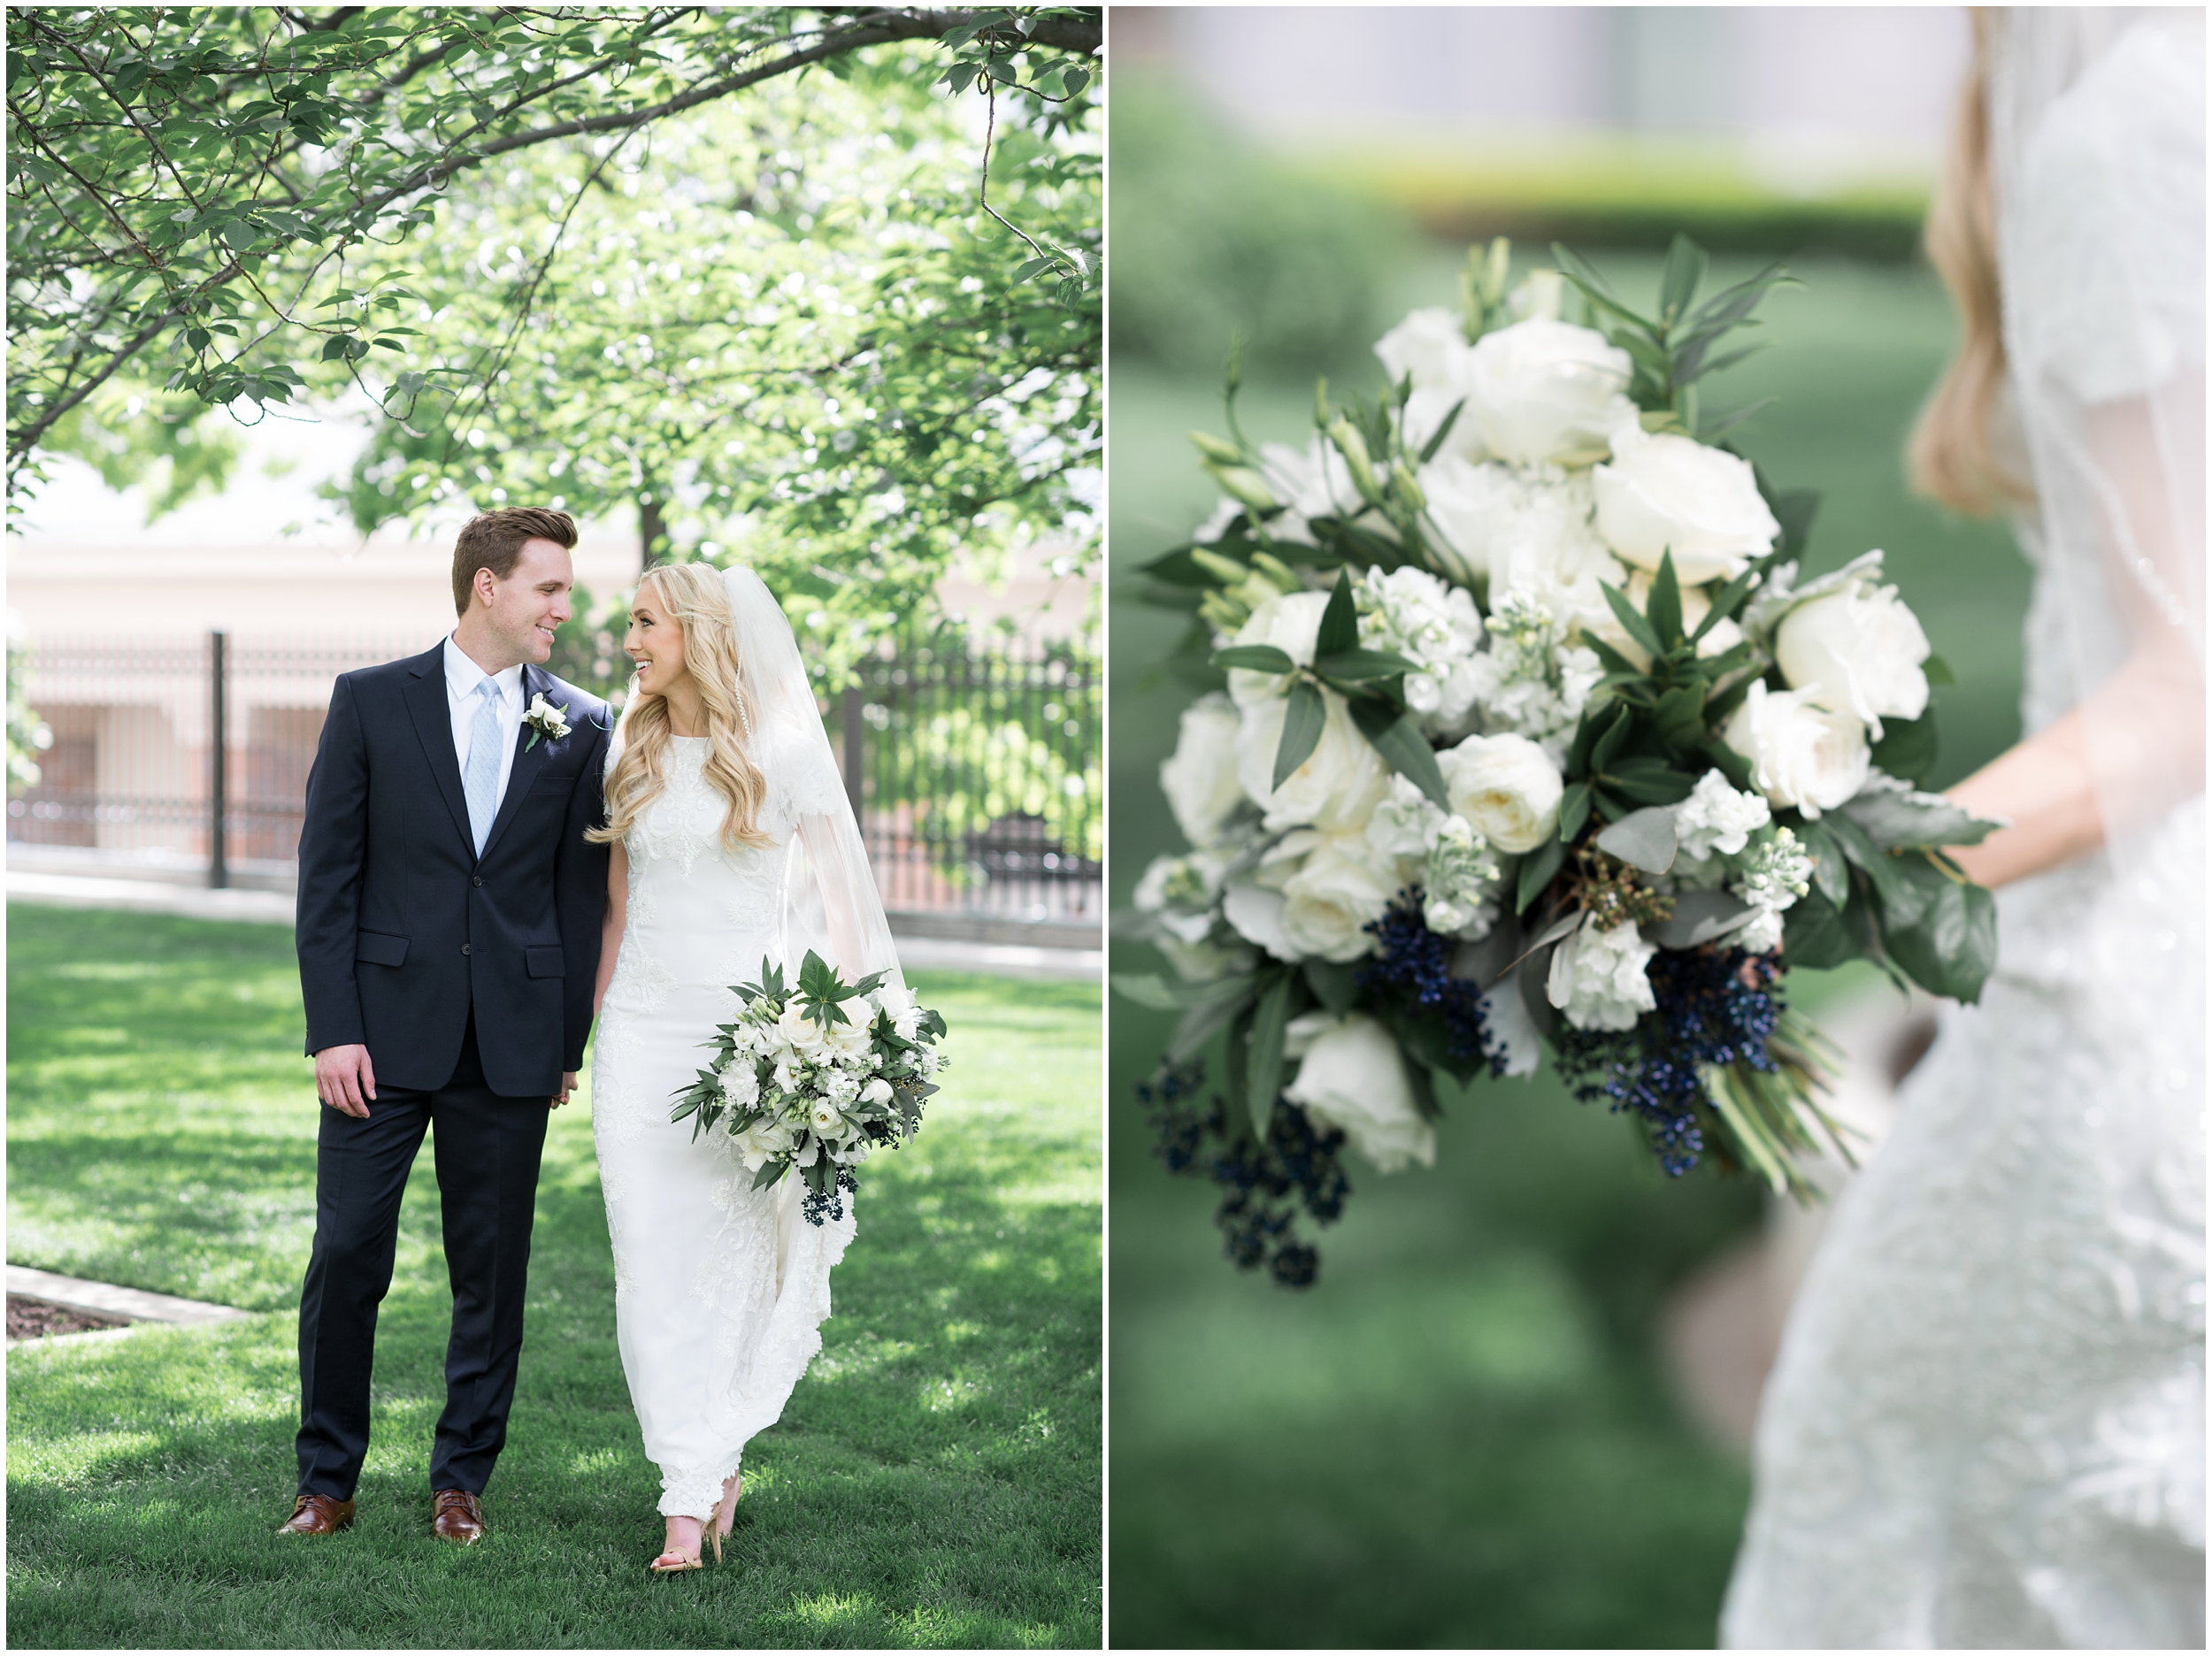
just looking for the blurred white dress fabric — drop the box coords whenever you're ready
[591,567,904,1520]
[1723,10,2206,1648]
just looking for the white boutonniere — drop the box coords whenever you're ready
[523,693,572,751]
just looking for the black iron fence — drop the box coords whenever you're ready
[8,629,1100,922]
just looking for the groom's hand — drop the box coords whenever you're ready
[551,1070,578,1109]
[314,1044,377,1118]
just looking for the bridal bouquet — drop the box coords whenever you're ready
[1121,238,2002,1285]
[672,951,948,1225]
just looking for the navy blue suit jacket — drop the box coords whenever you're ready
[296,644,612,1097]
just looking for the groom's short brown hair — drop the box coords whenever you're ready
[451,507,579,616]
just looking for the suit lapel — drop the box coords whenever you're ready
[477,663,558,862]
[402,645,476,857]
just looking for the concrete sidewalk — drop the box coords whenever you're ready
[6,868,1101,983]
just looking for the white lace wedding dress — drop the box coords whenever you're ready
[591,716,890,1519]
[1722,12,2205,1648]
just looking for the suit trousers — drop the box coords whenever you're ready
[295,1020,549,1499]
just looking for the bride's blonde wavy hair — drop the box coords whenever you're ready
[1908,10,2033,516]
[587,561,773,852]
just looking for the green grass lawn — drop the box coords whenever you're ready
[1107,246,2030,1646]
[6,904,1101,1650]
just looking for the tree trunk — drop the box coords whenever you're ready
[638,490,670,571]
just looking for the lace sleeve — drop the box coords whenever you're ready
[763,731,849,839]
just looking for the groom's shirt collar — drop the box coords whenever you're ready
[442,635,526,813]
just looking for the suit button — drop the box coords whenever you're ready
[472,876,483,887]
[461,944,472,956]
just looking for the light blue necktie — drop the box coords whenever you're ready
[463,678,503,855]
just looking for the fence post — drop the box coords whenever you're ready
[841,682,865,829]
[208,628,227,890]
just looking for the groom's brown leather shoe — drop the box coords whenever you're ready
[276,1493,355,1536]
[432,1488,486,1545]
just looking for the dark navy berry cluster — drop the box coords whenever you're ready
[1141,1062,1349,1288]
[1356,891,1509,1075]
[1555,945,1785,1177]
[801,1162,862,1225]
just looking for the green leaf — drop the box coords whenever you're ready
[1601,758,1698,806]
[1302,958,1356,1017]
[1781,887,1858,970]
[1652,888,1756,949]
[1110,973,1186,1011]
[1417,396,1466,464]
[1558,779,1592,843]
[1588,705,1633,777]
[1594,805,1678,874]
[1516,834,1565,915]
[1772,489,1821,559]
[1166,977,1260,1065]
[1652,682,1707,750]
[1870,710,1939,786]
[1271,680,1327,791]
[1312,648,1415,682]
[1645,551,1685,650]
[1839,782,2002,850]
[1348,699,1448,809]
[1878,863,1998,1004]
[1658,234,1709,327]
[1923,653,1956,686]
[1247,971,1292,1138]
[1600,579,1665,663]
[1794,819,1851,907]
[1211,644,1294,674]
[1316,569,1359,657]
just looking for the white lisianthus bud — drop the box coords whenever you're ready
[1438,732,1563,855]
[1282,1012,1435,1173]
[1671,769,1773,862]
[1592,419,1780,584]
[1276,837,1398,963]
[1158,692,1248,847]
[1236,689,1392,835]
[1774,573,1932,739]
[1547,916,1658,1031]
[1721,680,1870,818]
[1465,318,1635,466]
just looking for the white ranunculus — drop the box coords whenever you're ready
[1159,692,1248,847]
[1438,732,1563,854]
[776,1000,826,1058]
[1592,419,1781,584]
[1277,837,1397,963]
[1774,572,1932,738]
[1374,305,1469,391]
[1547,916,1658,1031]
[1282,1011,1435,1173]
[1237,689,1392,835]
[1465,318,1635,467]
[808,1100,849,1140]
[1671,769,1773,862]
[1721,680,1870,818]
[1226,591,1331,707]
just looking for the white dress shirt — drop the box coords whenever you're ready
[442,636,525,816]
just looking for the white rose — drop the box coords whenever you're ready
[1464,318,1635,467]
[1159,693,1248,847]
[1237,689,1392,835]
[1546,916,1658,1031]
[1671,769,1772,862]
[1281,1011,1435,1174]
[1416,455,1523,582]
[861,1077,894,1106]
[730,1116,791,1171]
[1592,419,1780,584]
[1721,679,1870,818]
[1277,837,1398,963]
[1438,732,1562,855]
[808,1100,849,1139]
[1225,590,1331,707]
[1774,574,1932,738]
[1373,305,1469,391]
[826,1018,873,1065]
[776,1001,827,1058]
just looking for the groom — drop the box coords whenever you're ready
[280,507,612,1543]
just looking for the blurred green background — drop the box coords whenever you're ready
[1105,70,2029,1650]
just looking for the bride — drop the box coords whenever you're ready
[587,559,902,1574]
[1724,9,2203,1646]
